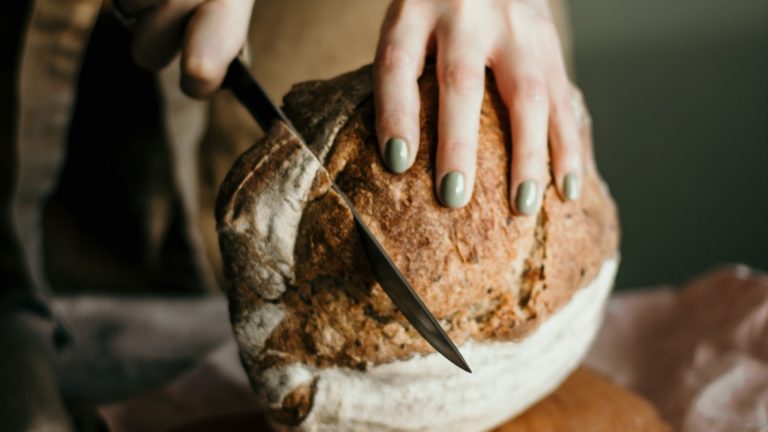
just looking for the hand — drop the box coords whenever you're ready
[374,0,581,213]
[118,0,255,98]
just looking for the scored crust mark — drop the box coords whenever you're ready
[519,209,548,309]
[217,121,326,300]
[283,66,376,161]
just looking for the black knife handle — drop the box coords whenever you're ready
[223,58,296,133]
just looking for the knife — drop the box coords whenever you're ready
[223,58,470,373]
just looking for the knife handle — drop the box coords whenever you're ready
[222,58,296,133]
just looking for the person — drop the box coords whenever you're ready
[0,0,584,429]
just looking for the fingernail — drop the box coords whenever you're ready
[440,171,465,208]
[384,138,409,174]
[563,172,581,201]
[515,180,539,215]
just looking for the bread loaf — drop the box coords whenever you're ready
[216,65,620,431]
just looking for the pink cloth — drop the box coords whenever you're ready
[101,265,768,432]
[586,265,768,431]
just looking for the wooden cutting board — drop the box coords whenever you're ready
[492,367,670,432]
[170,367,670,432]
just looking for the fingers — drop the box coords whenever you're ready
[130,0,254,98]
[539,25,582,201]
[374,2,433,174]
[372,0,581,213]
[495,48,549,215]
[490,11,581,215]
[434,26,487,208]
[181,0,254,98]
[548,83,581,202]
[570,85,597,176]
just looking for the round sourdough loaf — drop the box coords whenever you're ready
[216,65,620,432]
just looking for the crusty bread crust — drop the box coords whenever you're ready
[217,65,619,374]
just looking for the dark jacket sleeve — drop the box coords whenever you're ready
[0,1,76,430]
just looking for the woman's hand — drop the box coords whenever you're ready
[374,0,581,213]
[117,0,255,98]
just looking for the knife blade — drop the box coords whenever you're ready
[223,58,470,373]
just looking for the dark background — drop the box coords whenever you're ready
[571,0,768,289]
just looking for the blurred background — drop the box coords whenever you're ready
[571,0,768,289]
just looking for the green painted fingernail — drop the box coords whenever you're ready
[515,180,539,215]
[440,171,465,208]
[563,172,581,201]
[384,138,409,174]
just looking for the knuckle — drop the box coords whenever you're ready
[376,43,417,74]
[440,140,469,154]
[554,132,581,153]
[551,93,574,118]
[440,63,484,93]
[513,77,548,105]
[515,148,544,165]
[183,55,220,85]
[566,143,582,157]
[570,86,589,124]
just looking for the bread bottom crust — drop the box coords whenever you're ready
[260,257,619,432]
